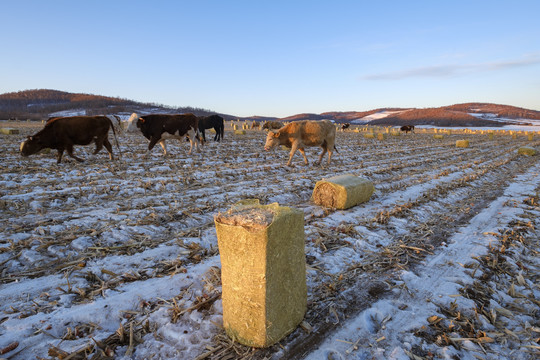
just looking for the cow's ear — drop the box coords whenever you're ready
[272,131,280,138]
[27,136,33,141]
[139,118,145,123]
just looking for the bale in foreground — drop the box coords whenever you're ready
[312,174,374,209]
[214,200,307,347]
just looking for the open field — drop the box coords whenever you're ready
[1,121,539,359]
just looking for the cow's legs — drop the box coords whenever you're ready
[56,149,65,164]
[159,140,168,155]
[93,136,104,155]
[186,128,198,154]
[103,138,114,160]
[65,144,84,162]
[317,146,328,165]
[297,148,309,165]
[201,130,206,143]
[287,142,300,166]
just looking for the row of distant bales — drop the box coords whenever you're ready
[4,117,539,140]
[230,120,538,140]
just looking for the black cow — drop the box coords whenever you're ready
[20,116,119,163]
[198,115,224,142]
[341,123,351,131]
[400,125,415,133]
[136,113,201,155]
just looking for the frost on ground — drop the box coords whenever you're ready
[0,122,539,360]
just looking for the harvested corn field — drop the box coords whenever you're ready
[1,122,540,360]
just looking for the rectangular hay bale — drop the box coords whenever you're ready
[312,174,374,209]
[518,146,536,156]
[214,200,307,347]
[456,139,469,148]
[0,128,20,135]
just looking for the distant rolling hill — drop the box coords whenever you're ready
[0,89,233,121]
[1,89,539,127]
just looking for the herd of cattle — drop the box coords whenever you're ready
[18,114,414,165]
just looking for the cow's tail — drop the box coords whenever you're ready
[333,145,339,153]
[220,122,225,140]
[108,118,122,159]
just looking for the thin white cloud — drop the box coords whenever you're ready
[363,56,540,80]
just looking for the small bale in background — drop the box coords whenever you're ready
[363,133,375,139]
[456,139,469,148]
[234,129,246,135]
[0,128,20,135]
[434,134,444,139]
[518,146,536,156]
[312,174,374,209]
[527,133,534,141]
[377,133,386,140]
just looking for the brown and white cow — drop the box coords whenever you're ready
[136,113,201,155]
[264,120,336,166]
[20,116,119,163]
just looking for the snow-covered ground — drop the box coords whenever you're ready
[1,121,539,359]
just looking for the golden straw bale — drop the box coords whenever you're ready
[434,134,444,139]
[527,133,534,141]
[312,174,374,209]
[214,200,307,348]
[234,129,246,135]
[518,146,536,156]
[0,128,20,135]
[377,133,386,140]
[363,133,375,139]
[456,139,469,148]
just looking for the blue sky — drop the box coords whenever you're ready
[1,1,539,117]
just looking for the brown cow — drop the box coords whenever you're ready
[262,121,283,130]
[264,120,336,166]
[20,116,119,163]
[136,113,201,155]
[400,125,415,133]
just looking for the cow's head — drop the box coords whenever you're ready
[136,117,145,129]
[20,135,44,157]
[264,130,280,151]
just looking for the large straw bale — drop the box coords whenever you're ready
[214,200,307,348]
[312,174,374,209]
[0,128,20,135]
[456,139,469,148]
[518,146,536,156]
